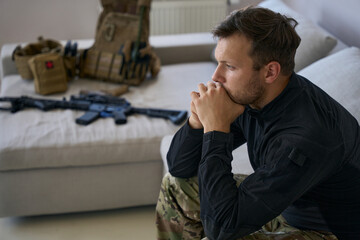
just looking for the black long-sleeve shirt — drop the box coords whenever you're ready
[167,73,360,240]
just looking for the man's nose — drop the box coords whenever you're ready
[212,66,224,83]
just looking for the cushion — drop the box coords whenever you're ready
[258,0,337,72]
[298,47,360,121]
[0,62,216,171]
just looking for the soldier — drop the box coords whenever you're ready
[155,7,360,240]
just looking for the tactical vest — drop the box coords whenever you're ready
[11,0,160,95]
[80,0,161,86]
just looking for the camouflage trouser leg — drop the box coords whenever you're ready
[235,214,338,240]
[156,173,338,240]
[156,173,204,240]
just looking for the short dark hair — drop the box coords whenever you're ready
[212,7,301,75]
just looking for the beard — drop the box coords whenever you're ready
[225,73,265,107]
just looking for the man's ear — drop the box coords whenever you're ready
[264,61,281,84]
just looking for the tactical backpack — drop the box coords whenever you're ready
[80,0,161,86]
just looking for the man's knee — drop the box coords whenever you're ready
[159,173,200,215]
[161,173,198,196]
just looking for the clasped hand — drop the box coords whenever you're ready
[189,81,245,133]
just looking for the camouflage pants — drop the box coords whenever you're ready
[155,173,338,240]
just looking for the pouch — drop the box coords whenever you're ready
[28,53,68,95]
[12,37,62,79]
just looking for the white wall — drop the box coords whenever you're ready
[0,0,100,48]
[1,0,359,49]
[0,0,225,49]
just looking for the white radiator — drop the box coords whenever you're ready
[150,0,228,35]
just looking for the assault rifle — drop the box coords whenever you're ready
[0,94,188,125]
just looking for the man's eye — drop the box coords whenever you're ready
[226,64,235,70]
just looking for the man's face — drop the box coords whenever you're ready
[212,34,266,107]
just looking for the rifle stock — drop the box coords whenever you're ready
[132,108,187,125]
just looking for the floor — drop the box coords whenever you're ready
[0,205,156,240]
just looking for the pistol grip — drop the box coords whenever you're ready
[113,110,127,124]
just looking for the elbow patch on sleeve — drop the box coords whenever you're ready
[288,148,307,167]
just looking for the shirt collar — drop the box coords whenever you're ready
[245,72,303,120]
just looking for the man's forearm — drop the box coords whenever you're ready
[167,119,204,178]
[198,131,264,239]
